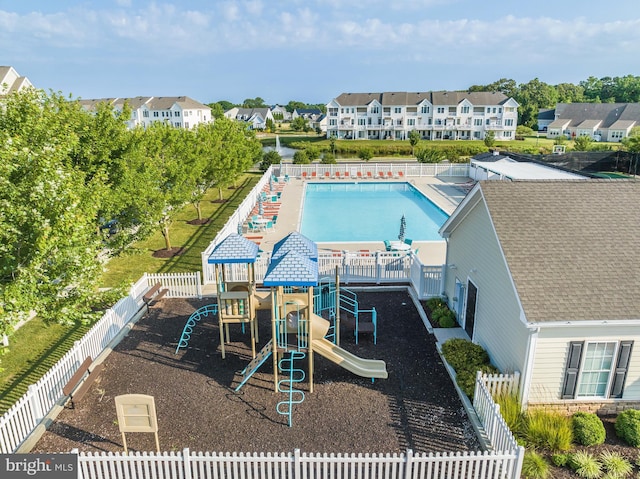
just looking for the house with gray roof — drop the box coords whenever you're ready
[78,96,212,130]
[439,180,640,412]
[544,103,640,142]
[224,107,274,130]
[326,91,518,141]
[0,66,33,95]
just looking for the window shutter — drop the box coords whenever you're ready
[561,341,584,399]
[610,341,633,399]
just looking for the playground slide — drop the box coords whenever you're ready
[253,290,272,310]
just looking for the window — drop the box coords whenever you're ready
[492,108,496,113]
[407,118,415,126]
[503,131,512,137]
[461,106,469,114]
[394,107,402,114]
[474,118,482,126]
[562,341,633,399]
[437,107,445,114]
[486,119,490,125]
[143,110,149,118]
[421,106,430,114]
[175,111,181,117]
[486,107,490,113]
[329,119,336,126]
[175,122,181,127]
[358,118,366,125]
[371,106,379,114]
[185,122,189,129]
[498,108,502,113]
[153,111,159,117]
[505,119,514,126]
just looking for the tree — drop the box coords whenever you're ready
[292,150,311,164]
[242,97,267,108]
[415,147,446,163]
[622,127,640,175]
[209,103,224,119]
[0,89,111,329]
[286,101,306,113]
[573,135,593,151]
[358,148,373,162]
[260,150,282,171]
[515,78,558,128]
[516,125,534,136]
[290,116,307,131]
[408,130,421,156]
[329,135,337,155]
[483,131,496,148]
[213,100,235,111]
[469,78,518,98]
[555,83,585,103]
[321,152,336,164]
[265,118,275,133]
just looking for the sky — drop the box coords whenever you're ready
[2,0,639,106]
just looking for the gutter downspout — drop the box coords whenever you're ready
[520,326,540,409]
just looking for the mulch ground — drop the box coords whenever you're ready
[33,291,481,455]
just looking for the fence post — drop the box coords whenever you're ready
[27,385,43,423]
[293,448,301,479]
[196,272,202,299]
[404,449,413,479]
[183,448,192,479]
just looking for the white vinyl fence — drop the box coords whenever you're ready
[276,162,470,179]
[78,447,522,479]
[0,273,199,454]
[207,250,444,299]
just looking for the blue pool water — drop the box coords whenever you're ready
[300,182,449,242]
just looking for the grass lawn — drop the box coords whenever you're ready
[0,172,261,413]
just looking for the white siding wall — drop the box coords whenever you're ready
[444,200,529,374]
[530,325,640,404]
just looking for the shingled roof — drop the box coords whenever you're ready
[333,90,512,107]
[478,180,640,324]
[553,103,640,129]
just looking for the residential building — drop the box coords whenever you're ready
[224,107,274,130]
[543,103,640,142]
[270,105,291,121]
[440,180,640,411]
[326,91,518,141]
[0,66,33,95]
[292,108,323,120]
[78,96,212,130]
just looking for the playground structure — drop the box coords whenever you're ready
[176,232,387,426]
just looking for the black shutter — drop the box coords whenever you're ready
[561,341,584,399]
[610,341,633,399]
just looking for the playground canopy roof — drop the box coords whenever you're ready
[207,234,259,264]
[272,232,318,262]
[471,157,587,180]
[263,250,319,287]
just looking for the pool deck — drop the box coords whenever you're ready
[251,175,468,265]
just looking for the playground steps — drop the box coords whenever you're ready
[276,351,306,427]
[175,304,218,354]
[234,339,273,392]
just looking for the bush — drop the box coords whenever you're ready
[321,152,336,164]
[551,453,570,467]
[425,297,446,311]
[572,412,606,446]
[615,409,640,447]
[524,409,573,452]
[521,450,550,479]
[599,450,633,477]
[569,451,602,479]
[455,363,499,399]
[440,338,489,372]
[431,306,456,328]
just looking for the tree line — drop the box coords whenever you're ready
[0,89,262,334]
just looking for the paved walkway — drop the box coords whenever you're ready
[247,175,468,265]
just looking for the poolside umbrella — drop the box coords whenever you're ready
[258,194,264,216]
[398,214,406,242]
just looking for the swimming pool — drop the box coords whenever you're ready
[300,182,449,242]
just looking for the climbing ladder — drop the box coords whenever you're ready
[276,351,306,427]
[234,339,273,392]
[175,304,218,354]
[340,288,378,344]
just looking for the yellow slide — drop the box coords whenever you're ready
[310,314,388,379]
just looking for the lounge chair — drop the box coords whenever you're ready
[398,171,404,179]
[404,238,413,246]
[357,171,363,179]
[366,171,373,179]
[383,240,391,251]
[335,171,341,179]
[284,174,290,182]
[301,172,308,180]
[271,215,278,223]
[387,171,393,178]
[344,171,349,179]
[324,171,330,179]
[378,172,385,178]
[311,171,317,179]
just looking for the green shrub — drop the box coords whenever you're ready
[521,450,550,479]
[524,409,573,452]
[552,453,570,467]
[599,450,632,477]
[431,306,456,328]
[455,363,499,399]
[495,391,526,438]
[569,451,602,479]
[573,412,606,446]
[425,297,445,311]
[615,409,640,447]
[440,338,490,372]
